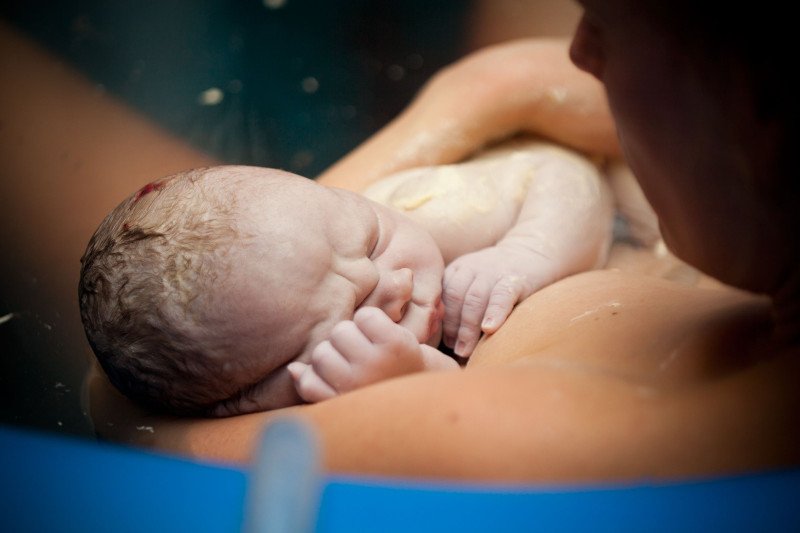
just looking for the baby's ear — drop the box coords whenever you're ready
[210,365,306,416]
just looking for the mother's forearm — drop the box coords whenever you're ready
[317,39,619,192]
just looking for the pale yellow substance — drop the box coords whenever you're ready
[386,167,497,213]
[364,137,602,264]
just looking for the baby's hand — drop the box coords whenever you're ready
[288,307,457,403]
[443,245,558,357]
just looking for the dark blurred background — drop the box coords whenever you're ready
[1,0,470,176]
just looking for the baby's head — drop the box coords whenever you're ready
[79,166,444,416]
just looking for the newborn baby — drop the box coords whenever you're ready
[79,138,612,416]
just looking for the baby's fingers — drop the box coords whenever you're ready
[327,319,377,367]
[288,362,337,403]
[353,307,427,377]
[310,340,357,393]
[481,276,526,334]
[442,266,475,347]
[353,307,417,349]
[454,276,492,357]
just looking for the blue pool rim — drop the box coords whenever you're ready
[2,423,799,532]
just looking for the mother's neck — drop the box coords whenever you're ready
[770,261,800,348]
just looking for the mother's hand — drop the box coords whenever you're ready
[317,39,619,192]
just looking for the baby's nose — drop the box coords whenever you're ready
[363,268,413,322]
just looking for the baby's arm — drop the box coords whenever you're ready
[288,307,458,403]
[444,147,613,357]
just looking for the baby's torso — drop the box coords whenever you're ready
[363,138,602,264]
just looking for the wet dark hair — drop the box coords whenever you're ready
[79,169,243,415]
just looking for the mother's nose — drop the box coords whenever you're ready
[361,268,413,322]
[569,15,605,80]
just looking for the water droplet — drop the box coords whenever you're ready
[227,79,243,93]
[290,150,315,170]
[198,87,224,106]
[386,64,406,82]
[301,77,319,94]
[546,86,568,104]
[263,0,287,8]
[405,53,424,70]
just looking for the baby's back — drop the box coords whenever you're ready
[363,138,601,264]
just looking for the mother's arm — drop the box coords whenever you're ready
[317,39,619,192]
[90,357,681,483]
